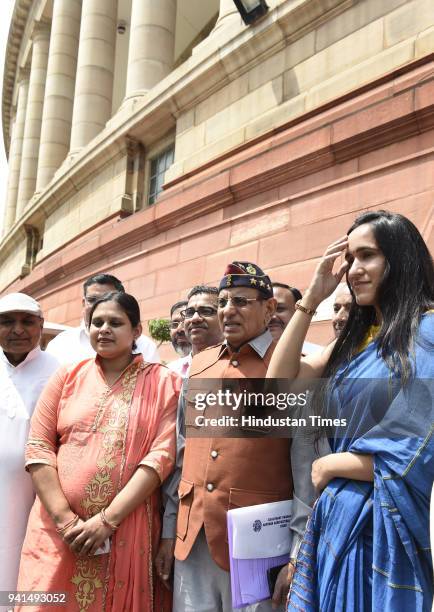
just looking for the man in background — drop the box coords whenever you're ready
[46,272,159,363]
[156,286,223,586]
[167,300,191,376]
[331,283,352,338]
[182,286,223,356]
[268,282,301,341]
[270,282,321,354]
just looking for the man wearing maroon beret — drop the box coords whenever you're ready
[173,263,314,611]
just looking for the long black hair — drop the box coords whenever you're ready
[324,210,434,382]
[89,292,141,351]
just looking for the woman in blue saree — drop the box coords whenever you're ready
[268,210,434,611]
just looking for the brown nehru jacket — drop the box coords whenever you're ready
[174,339,293,571]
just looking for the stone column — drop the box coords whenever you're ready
[3,75,29,233]
[36,0,82,192]
[124,0,176,98]
[69,0,117,151]
[2,117,17,234]
[16,24,50,217]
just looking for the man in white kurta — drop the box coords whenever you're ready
[45,272,160,364]
[0,293,59,592]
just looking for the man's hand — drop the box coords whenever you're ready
[271,562,296,609]
[154,538,175,590]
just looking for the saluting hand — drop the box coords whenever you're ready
[304,236,349,308]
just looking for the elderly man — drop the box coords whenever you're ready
[0,293,59,592]
[46,272,159,363]
[156,286,223,585]
[167,300,191,376]
[331,283,352,338]
[173,263,310,612]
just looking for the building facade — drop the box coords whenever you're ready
[1,0,434,356]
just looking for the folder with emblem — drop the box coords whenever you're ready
[227,499,292,608]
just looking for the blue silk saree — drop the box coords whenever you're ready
[288,314,434,611]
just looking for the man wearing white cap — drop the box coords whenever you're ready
[0,293,59,592]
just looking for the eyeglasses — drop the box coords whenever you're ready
[169,320,184,330]
[181,306,217,319]
[217,296,264,309]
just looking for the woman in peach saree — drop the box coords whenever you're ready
[17,292,180,612]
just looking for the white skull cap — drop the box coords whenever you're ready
[0,292,42,317]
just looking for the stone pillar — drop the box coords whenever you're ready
[125,0,176,98]
[16,24,50,217]
[213,0,242,32]
[36,0,82,191]
[69,0,117,151]
[3,75,29,233]
[2,117,17,234]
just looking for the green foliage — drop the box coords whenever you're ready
[148,318,171,345]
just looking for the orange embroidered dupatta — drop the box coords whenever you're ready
[18,356,179,612]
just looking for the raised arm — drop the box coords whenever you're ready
[267,236,349,380]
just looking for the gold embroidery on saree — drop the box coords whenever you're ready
[71,558,104,612]
[81,364,139,518]
[72,363,140,609]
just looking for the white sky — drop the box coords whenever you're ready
[0,0,18,236]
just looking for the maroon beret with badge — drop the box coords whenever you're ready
[218,261,273,298]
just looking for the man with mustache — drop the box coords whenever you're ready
[156,287,223,587]
[173,263,309,611]
[183,286,223,356]
[269,283,321,354]
[268,283,301,341]
[167,301,192,377]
